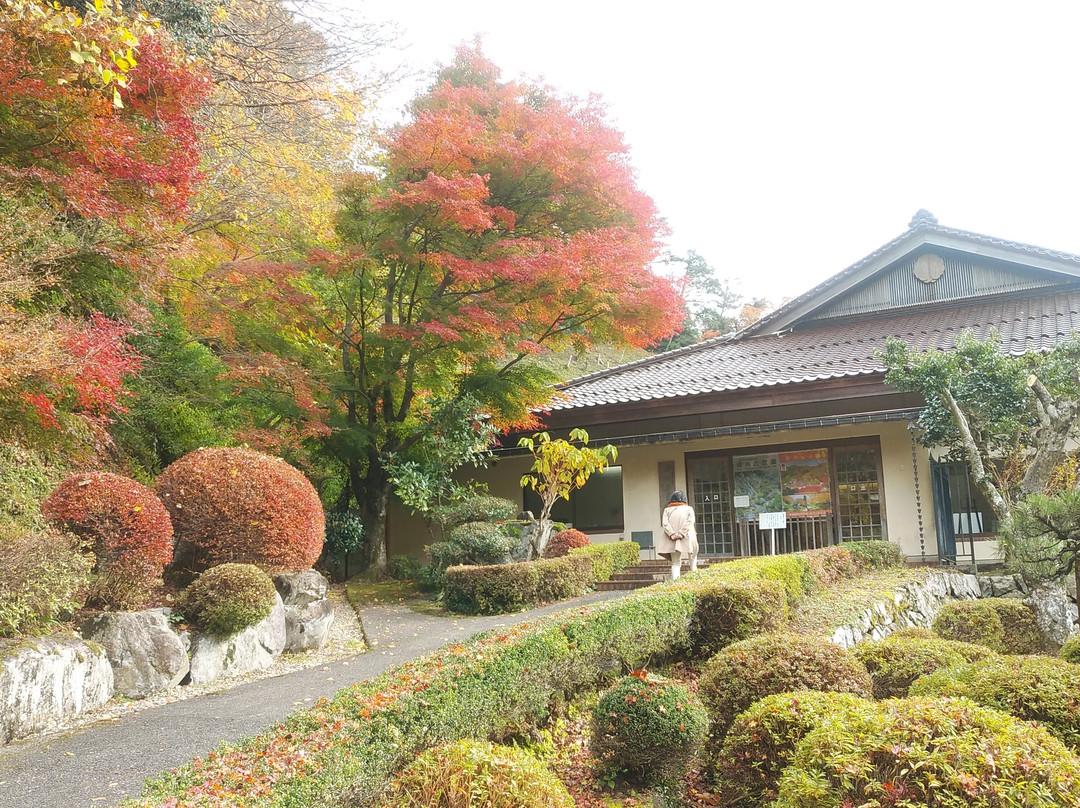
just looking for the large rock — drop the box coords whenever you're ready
[274,570,329,608]
[1025,583,1079,648]
[188,593,286,685]
[274,570,334,653]
[0,636,113,743]
[282,598,335,653]
[78,609,188,699]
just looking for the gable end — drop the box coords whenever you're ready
[802,250,1077,325]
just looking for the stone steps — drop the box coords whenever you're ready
[596,557,724,591]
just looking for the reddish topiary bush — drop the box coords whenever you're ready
[543,528,590,558]
[41,472,173,608]
[156,448,324,574]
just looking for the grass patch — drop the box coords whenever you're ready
[344,575,445,616]
[788,566,930,637]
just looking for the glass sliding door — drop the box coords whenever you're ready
[833,446,885,541]
[688,457,735,556]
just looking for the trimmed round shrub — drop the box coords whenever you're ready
[803,546,855,587]
[910,654,1080,749]
[988,597,1046,654]
[591,671,708,782]
[932,598,1005,650]
[156,448,324,574]
[378,739,572,808]
[714,690,871,803]
[429,521,516,569]
[431,495,517,529]
[933,598,1046,653]
[542,528,590,558]
[698,633,873,745]
[0,525,91,637]
[853,631,997,699]
[774,697,1080,807]
[41,471,173,607]
[1061,635,1080,664]
[183,563,277,636]
[691,578,787,657]
[839,539,904,570]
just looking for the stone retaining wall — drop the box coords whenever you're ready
[831,570,1078,649]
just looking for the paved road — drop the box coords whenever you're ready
[0,591,626,808]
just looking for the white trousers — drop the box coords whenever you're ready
[669,549,698,580]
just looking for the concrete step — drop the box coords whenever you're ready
[597,557,723,591]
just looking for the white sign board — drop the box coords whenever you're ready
[758,511,787,530]
[733,495,750,508]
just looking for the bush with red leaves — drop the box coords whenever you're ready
[543,528,590,558]
[41,472,173,608]
[156,448,324,574]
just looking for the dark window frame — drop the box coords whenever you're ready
[522,465,625,532]
[683,436,888,552]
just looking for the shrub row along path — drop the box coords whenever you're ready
[0,590,628,808]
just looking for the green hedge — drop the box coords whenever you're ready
[567,540,639,581]
[132,586,696,808]
[127,541,906,808]
[534,556,593,603]
[690,577,787,656]
[840,538,905,570]
[443,555,594,615]
[444,562,539,615]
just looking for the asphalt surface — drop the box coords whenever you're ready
[0,590,626,808]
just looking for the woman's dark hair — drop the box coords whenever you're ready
[669,490,687,504]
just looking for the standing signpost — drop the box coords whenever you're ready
[758,511,787,556]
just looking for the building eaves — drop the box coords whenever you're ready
[550,289,1080,411]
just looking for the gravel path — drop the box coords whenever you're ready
[0,589,627,808]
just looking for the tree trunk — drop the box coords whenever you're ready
[529,518,554,560]
[1075,556,1080,629]
[347,457,390,572]
[942,389,1012,522]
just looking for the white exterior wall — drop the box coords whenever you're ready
[456,420,963,562]
[388,419,1004,566]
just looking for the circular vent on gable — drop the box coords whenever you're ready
[913,253,945,284]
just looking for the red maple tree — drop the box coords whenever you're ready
[197,44,682,567]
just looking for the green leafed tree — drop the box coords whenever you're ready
[652,250,742,352]
[884,331,1080,595]
[518,428,617,559]
[882,331,1080,521]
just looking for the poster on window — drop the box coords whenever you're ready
[779,449,832,515]
[732,453,784,516]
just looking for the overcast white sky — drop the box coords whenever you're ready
[353,1,1080,306]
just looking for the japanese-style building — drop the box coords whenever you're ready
[388,211,1080,565]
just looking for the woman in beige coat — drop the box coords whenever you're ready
[660,490,699,580]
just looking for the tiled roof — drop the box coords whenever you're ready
[552,290,1080,411]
